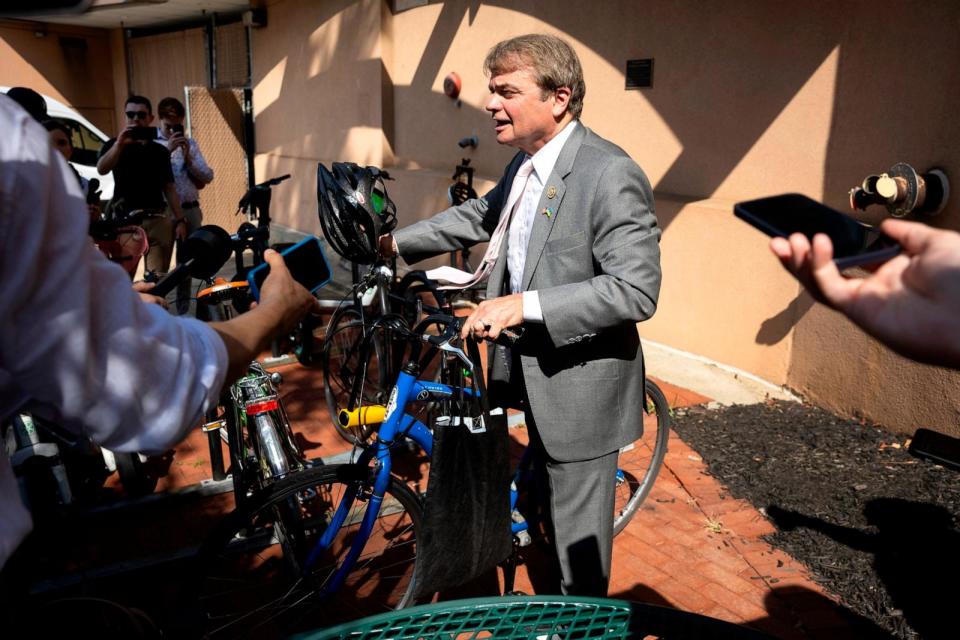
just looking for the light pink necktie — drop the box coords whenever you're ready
[426,157,534,290]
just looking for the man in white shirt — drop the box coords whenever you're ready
[0,95,318,573]
[156,96,215,314]
[383,34,661,595]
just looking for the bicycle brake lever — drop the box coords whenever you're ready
[435,340,474,371]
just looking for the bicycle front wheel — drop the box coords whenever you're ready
[613,379,670,536]
[196,464,422,639]
[322,307,388,445]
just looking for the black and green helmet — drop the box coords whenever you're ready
[317,162,397,264]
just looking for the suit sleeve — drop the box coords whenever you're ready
[394,156,519,265]
[537,156,661,347]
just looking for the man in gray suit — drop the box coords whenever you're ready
[383,34,661,595]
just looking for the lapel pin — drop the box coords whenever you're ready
[546,186,557,199]
[542,207,553,218]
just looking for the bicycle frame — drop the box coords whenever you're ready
[305,364,488,596]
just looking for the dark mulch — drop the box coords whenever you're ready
[672,400,960,640]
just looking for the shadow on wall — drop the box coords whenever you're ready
[253,1,960,344]
[260,2,960,217]
[755,293,815,346]
[256,1,840,228]
[1,24,116,132]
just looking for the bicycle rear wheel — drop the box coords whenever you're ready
[322,307,388,445]
[613,379,670,536]
[196,464,423,639]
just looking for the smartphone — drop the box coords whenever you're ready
[247,236,332,301]
[734,193,901,269]
[130,126,157,141]
[170,123,184,136]
[908,428,960,472]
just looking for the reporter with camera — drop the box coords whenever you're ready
[97,95,186,275]
[155,96,214,314]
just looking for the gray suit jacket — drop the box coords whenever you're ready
[395,124,661,461]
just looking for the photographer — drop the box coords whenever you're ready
[97,95,185,275]
[155,96,214,314]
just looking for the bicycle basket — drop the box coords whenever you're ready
[317,162,397,264]
[291,595,774,639]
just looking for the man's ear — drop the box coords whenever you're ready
[145,113,155,125]
[552,86,572,119]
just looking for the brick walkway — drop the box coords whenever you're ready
[24,364,864,638]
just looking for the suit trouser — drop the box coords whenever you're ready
[518,367,618,597]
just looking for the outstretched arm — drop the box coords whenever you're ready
[770,219,960,369]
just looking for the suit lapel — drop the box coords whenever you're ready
[520,124,586,292]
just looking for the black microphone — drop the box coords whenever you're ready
[149,259,196,298]
[146,225,234,298]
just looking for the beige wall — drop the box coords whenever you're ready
[0,19,117,132]
[251,0,386,237]
[248,0,960,435]
[127,27,207,123]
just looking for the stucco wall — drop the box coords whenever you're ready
[249,0,960,435]
[0,20,116,133]
[251,0,387,236]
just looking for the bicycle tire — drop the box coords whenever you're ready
[196,464,423,639]
[612,379,670,536]
[322,307,388,445]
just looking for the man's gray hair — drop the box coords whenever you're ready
[484,34,586,119]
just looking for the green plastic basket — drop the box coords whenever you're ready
[290,595,772,639]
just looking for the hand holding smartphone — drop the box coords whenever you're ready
[247,236,332,302]
[734,193,900,269]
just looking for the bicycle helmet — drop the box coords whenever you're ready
[317,162,397,264]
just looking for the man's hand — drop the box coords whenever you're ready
[770,219,960,369]
[116,125,138,147]
[167,133,188,154]
[462,293,524,341]
[257,249,323,334]
[210,250,322,383]
[132,280,168,309]
[378,233,397,258]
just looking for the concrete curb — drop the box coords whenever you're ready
[644,340,800,406]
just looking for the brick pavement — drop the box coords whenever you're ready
[27,365,869,638]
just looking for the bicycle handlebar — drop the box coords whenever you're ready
[260,174,291,187]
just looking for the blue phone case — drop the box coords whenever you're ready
[247,236,332,301]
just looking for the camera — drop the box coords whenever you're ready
[130,126,157,142]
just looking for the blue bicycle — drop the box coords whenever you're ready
[195,314,669,639]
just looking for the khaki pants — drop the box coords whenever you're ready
[175,206,204,315]
[141,214,175,274]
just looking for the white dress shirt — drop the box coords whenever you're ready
[155,132,214,205]
[506,120,579,322]
[0,97,228,569]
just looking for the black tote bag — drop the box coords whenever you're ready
[411,339,513,600]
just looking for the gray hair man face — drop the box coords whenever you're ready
[482,34,584,156]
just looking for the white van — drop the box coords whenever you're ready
[2,87,114,200]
